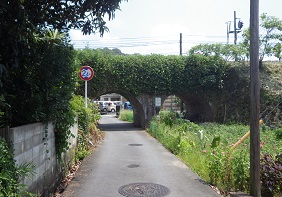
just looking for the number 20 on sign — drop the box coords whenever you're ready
[79,66,94,81]
[79,66,94,108]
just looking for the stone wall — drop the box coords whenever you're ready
[3,119,78,196]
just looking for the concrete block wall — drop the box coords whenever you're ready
[7,120,78,196]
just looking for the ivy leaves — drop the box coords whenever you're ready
[76,50,227,97]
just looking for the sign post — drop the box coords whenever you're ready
[79,66,94,108]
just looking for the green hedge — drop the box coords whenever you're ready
[75,49,227,96]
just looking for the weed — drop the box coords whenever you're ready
[0,138,34,196]
[148,113,282,196]
[119,110,134,122]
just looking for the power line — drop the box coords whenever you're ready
[71,34,228,45]
[70,34,240,55]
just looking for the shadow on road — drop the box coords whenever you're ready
[98,122,141,131]
[98,117,142,132]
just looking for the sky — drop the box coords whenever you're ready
[70,0,282,55]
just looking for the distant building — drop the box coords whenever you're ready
[99,93,122,101]
[162,95,181,112]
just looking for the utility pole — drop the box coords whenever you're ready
[179,33,183,112]
[180,33,182,55]
[234,11,237,45]
[249,0,261,196]
[226,11,243,45]
[226,21,231,44]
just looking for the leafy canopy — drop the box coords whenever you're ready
[241,13,282,61]
[188,43,248,61]
[0,0,126,74]
[75,49,227,98]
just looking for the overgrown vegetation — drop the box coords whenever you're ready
[0,0,125,153]
[0,138,34,196]
[70,95,103,162]
[76,48,282,125]
[119,110,134,123]
[148,111,282,196]
[76,49,227,97]
[1,3,282,195]
[241,13,282,63]
[260,154,282,196]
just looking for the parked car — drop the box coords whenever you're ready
[107,102,116,112]
[113,101,123,106]
[93,101,109,112]
[93,100,120,113]
[124,102,133,110]
[97,101,107,112]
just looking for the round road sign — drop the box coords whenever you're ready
[79,66,94,81]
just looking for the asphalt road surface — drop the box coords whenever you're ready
[62,114,219,197]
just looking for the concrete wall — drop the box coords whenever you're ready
[5,120,78,196]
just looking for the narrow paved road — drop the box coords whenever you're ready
[62,114,219,197]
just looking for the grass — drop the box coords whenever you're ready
[118,108,282,195]
[147,112,282,196]
[119,109,134,122]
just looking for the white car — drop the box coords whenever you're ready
[93,101,118,112]
[93,101,109,112]
[107,102,116,112]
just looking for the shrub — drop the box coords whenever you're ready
[0,138,34,196]
[208,148,250,195]
[260,154,282,197]
[71,95,101,133]
[119,110,133,122]
[149,115,282,195]
[274,128,282,140]
[159,110,177,127]
[70,95,102,162]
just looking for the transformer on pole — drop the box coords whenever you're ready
[226,11,244,44]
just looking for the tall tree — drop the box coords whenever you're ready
[188,43,247,61]
[0,0,126,74]
[22,0,127,35]
[241,13,282,64]
[0,0,126,126]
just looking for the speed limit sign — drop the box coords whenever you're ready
[79,66,94,81]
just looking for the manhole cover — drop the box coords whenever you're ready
[127,164,140,168]
[118,182,170,197]
[128,144,143,146]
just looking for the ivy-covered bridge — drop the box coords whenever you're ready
[77,49,230,128]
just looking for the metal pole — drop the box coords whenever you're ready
[249,0,261,196]
[85,80,88,108]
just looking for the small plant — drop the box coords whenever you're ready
[148,116,282,196]
[119,110,133,122]
[71,95,101,133]
[260,153,282,197]
[75,149,90,161]
[196,130,208,150]
[0,138,34,196]
[232,150,249,192]
[70,96,102,162]
[208,149,235,195]
[159,111,177,127]
[274,128,282,140]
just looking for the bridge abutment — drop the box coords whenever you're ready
[136,95,157,128]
